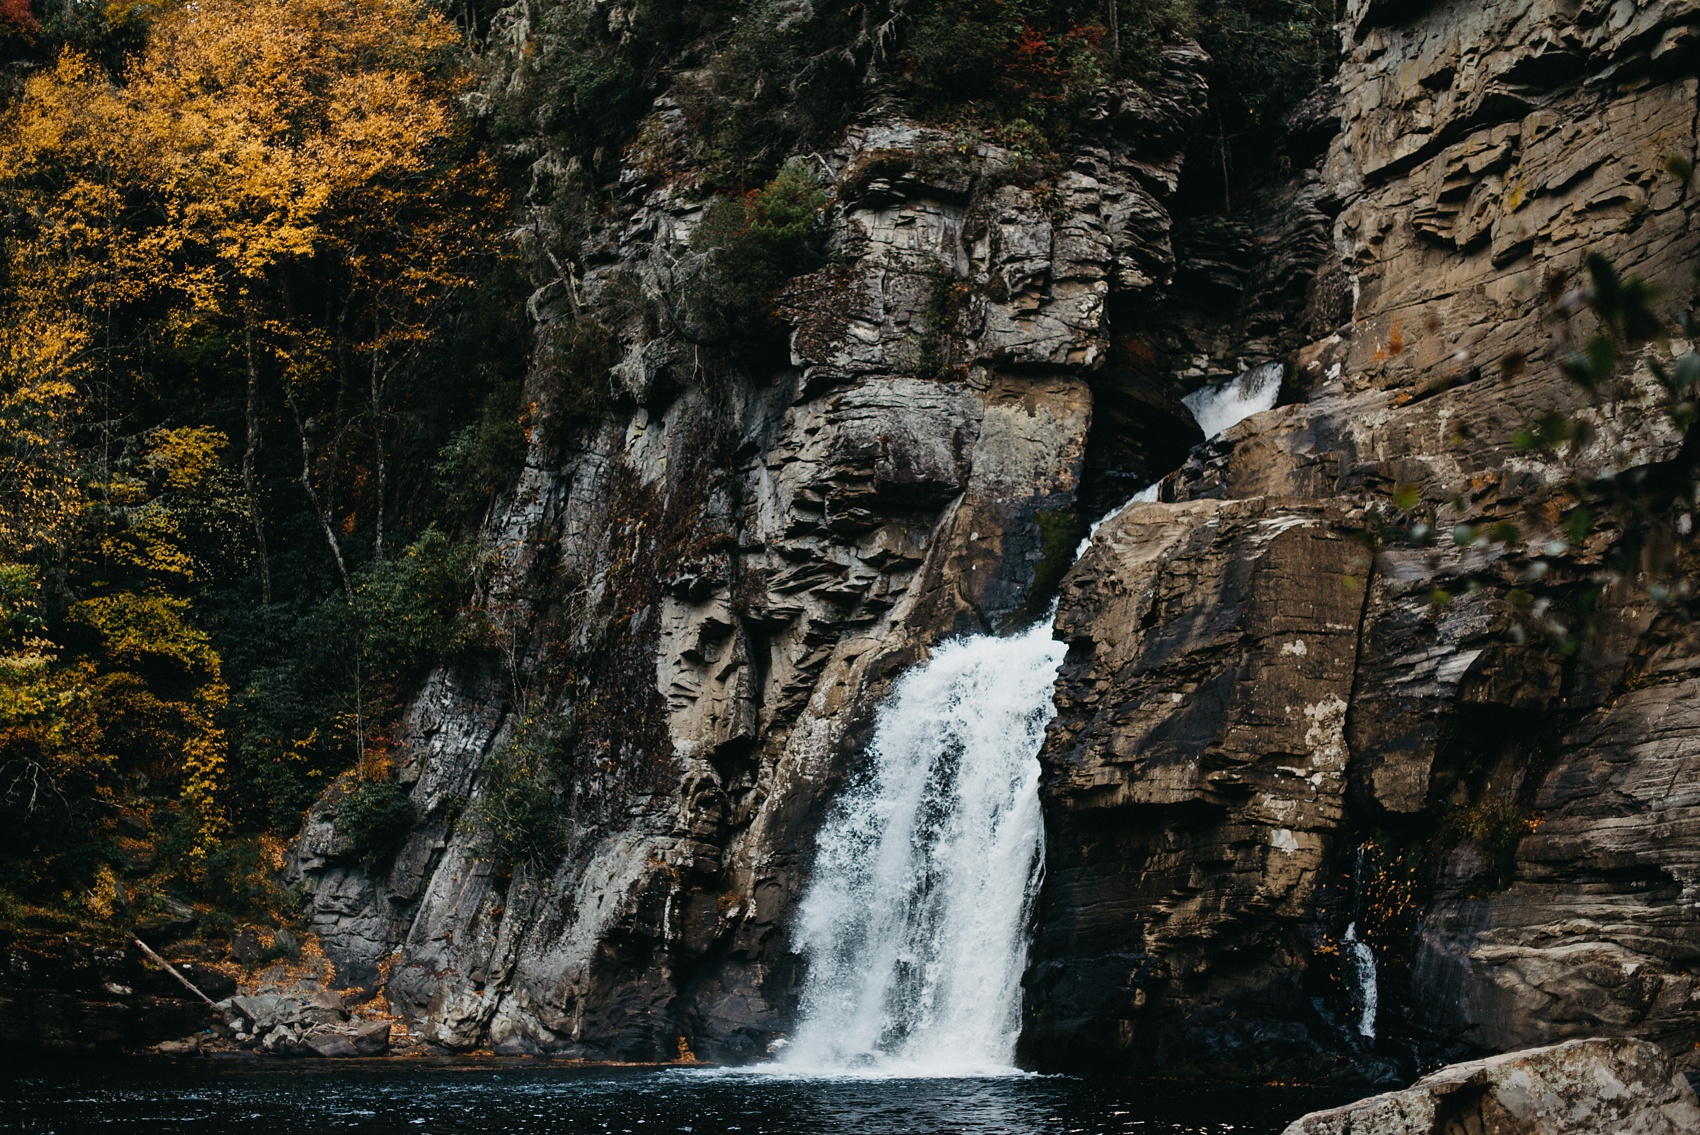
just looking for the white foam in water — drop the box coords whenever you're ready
[1182,360,1283,440]
[776,619,1068,1078]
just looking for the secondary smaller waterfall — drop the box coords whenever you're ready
[1342,846,1380,1041]
[781,620,1068,1076]
[1077,361,1286,555]
[1342,922,1379,1040]
[1182,360,1283,439]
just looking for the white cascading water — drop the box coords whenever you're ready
[1342,921,1379,1040]
[1078,361,1286,552]
[774,362,1285,1077]
[1181,360,1283,440]
[780,619,1068,1077]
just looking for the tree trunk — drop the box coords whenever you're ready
[133,938,219,1009]
[370,342,387,564]
[1218,110,1233,216]
[242,324,272,605]
[1107,0,1119,74]
[286,385,354,601]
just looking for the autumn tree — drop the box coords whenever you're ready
[0,0,511,926]
[118,0,503,591]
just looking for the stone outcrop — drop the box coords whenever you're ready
[1026,0,1700,1080]
[212,991,393,1057]
[1283,1038,1700,1135]
[1025,497,1370,1072]
[288,50,1210,1059]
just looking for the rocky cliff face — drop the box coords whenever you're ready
[1027,0,1700,1079]
[290,45,1209,1059]
[291,0,1700,1075]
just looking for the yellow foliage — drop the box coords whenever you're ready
[145,427,229,494]
[85,864,120,918]
[179,680,231,858]
[0,318,87,563]
[0,0,500,879]
[123,0,469,307]
[0,0,498,402]
[72,593,219,673]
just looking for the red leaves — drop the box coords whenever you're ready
[0,0,38,43]
[1000,24,1066,104]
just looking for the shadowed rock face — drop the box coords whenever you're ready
[288,51,1209,1060]
[1283,1038,1700,1135]
[1025,499,1369,1072]
[1025,0,1700,1078]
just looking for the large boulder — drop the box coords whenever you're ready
[1284,1038,1700,1135]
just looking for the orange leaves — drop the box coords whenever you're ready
[2,0,490,326]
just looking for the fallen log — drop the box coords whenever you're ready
[132,937,220,1009]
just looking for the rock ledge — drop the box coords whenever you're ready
[1284,1038,1700,1135]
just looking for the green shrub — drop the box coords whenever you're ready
[904,0,1109,123]
[675,0,868,187]
[682,157,829,348]
[0,886,24,931]
[349,527,473,678]
[541,316,621,430]
[470,719,578,863]
[337,779,418,861]
[1192,0,1337,132]
[1022,507,1089,622]
[435,381,528,522]
[1441,802,1537,892]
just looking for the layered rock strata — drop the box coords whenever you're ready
[1027,0,1700,1077]
[290,52,1210,1059]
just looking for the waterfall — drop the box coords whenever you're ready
[780,619,1068,1077]
[774,363,1285,1076]
[1342,921,1379,1040]
[1076,361,1285,558]
[1181,360,1283,440]
[1342,845,1379,1041]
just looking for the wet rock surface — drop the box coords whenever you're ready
[1283,1038,1700,1135]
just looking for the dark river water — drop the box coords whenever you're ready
[1,1059,1361,1135]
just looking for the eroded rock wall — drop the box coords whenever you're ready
[1027,0,1700,1077]
[290,0,1700,1074]
[289,51,1208,1059]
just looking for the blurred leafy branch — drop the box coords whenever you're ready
[1375,231,1700,653]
